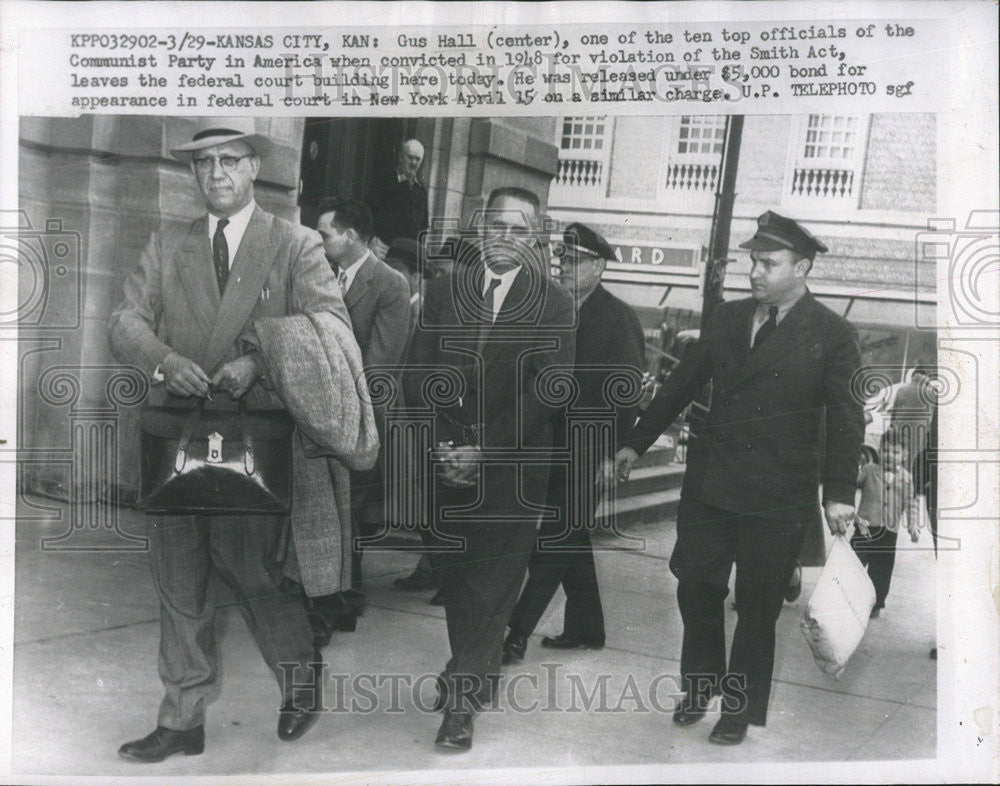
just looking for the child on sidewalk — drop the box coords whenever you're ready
[851,428,921,618]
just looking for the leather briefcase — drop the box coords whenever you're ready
[138,399,295,515]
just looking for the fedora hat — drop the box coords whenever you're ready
[171,117,273,162]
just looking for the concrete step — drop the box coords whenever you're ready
[632,445,676,469]
[617,463,685,498]
[594,485,682,533]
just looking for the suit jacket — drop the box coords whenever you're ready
[343,252,412,374]
[109,205,359,591]
[365,175,429,246]
[567,284,646,455]
[625,291,864,522]
[109,205,352,409]
[403,259,576,516]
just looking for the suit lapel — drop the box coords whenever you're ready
[479,265,534,370]
[204,207,279,373]
[345,255,373,312]
[175,217,221,348]
[733,292,814,386]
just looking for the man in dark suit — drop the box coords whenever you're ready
[613,211,865,746]
[403,187,576,751]
[310,197,411,639]
[365,138,429,259]
[502,222,645,663]
[109,118,348,760]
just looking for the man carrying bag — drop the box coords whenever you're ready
[109,118,375,761]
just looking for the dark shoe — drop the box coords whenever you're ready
[672,695,708,727]
[394,569,437,591]
[501,630,527,665]
[929,647,937,660]
[540,633,604,650]
[277,658,323,742]
[429,589,446,606]
[869,607,881,619]
[435,710,474,751]
[118,726,204,762]
[784,563,802,603]
[709,715,749,746]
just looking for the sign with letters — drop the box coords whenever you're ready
[607,240,703,275]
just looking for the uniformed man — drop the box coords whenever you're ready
[611,211,865,746]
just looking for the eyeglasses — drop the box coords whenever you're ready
[192,154,253,174]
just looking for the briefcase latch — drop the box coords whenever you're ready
[207,432,224,463]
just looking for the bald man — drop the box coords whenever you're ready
[365,138,429,258]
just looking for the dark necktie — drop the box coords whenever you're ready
[475,276,503,355]
[752,306,779,351]
[213,218,230,295]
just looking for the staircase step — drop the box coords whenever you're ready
[594,486,681,533]
[617,463,685,498]
[633,445,677,469]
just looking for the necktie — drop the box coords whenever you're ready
[752,306,779,351]
[213,218,230,295]
[475,276,503,356]
[482,275,502,322]
[338,269,349,292]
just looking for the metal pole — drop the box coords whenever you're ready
[702,115,745,328]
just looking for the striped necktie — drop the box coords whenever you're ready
[212,218,230,294]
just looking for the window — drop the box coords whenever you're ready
[788,114,869,202]
[664,115,727,193]
[550,116,613,204]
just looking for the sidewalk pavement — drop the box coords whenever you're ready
[11,497,935,779]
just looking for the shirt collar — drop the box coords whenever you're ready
[339,248,371,292]
[208,199,255,239]
[755,288,806,324]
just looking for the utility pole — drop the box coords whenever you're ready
[702,115,744,328]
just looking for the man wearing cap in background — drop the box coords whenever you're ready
[310,197,411,640]
[611,211,864,746]
[502,222,645,664]
[109,118,353,760]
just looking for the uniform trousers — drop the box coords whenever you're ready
[508,465,605,643]
[424,488,539,709]
[671,498,805,727]
[149,514,316,730]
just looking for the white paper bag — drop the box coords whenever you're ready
[800,535,877,680]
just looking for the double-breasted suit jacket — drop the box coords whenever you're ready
[627,291,864,523]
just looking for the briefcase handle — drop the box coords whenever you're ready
[174,391,256,476]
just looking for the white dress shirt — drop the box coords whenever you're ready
[483,264,521,322]
[207,199,256,267]
[338,249,371,295]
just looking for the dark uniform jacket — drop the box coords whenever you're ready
[625,291,864,522]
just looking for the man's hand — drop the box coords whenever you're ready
[160,352,211,398]
[211,355,260,399]
[433,444,482,488]
[611,447,640,484]
[824,501,857,536]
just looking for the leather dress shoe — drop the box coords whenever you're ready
[277,658,323,741]
[501,630,527,665]
[672,696,708,727]
[709,715,749,746]
[118,725,204,762]
[435,710,474,751]
[540,633,604,650]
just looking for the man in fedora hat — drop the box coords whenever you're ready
[109,117,353,760]
[612,211,864,746]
